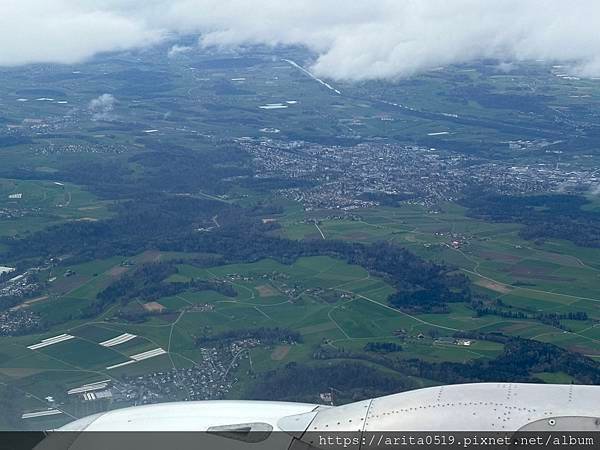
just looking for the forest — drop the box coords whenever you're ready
[364,342,403,353]
[249,361,415,404]
[251,336,600,403]
[3,190,471,323]
[462,192,600,247]
[196,327,303,347]
[85,262,237,317]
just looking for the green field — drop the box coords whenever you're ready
[0,253,511,428]
[279,202,600,357]
[2,229,596,429]
[0,179,111,237]
[1,50,600,430]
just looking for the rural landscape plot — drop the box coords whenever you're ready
[1,37,599,430]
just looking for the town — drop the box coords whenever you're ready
[239,137,598,210]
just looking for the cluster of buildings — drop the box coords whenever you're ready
[0,205,41,220]
[116,362,232,404]
[238,138,598,211]
[0,264,49,335]
[434,337,474,347]
[34,142,128,156]
[30,338,260,421]
[2,108,79,135]
[114,340,259,405]
[0,309,40,336]
[239,139,459,209]
[0,268,42,304]
[241,139,468,210]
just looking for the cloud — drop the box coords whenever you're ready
[3,1,600,81]
[0,1,163,66]
[167,45,193,58]
[495,62,516,74]
[89,93,117,121]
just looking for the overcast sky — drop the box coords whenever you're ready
[2,0,600,80]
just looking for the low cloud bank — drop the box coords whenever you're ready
[3,1,600,81]
[89,93,116,121]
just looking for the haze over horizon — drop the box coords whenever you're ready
[3,0,600,80]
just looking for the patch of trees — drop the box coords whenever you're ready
[170,233,471,312]
[473,306,588,330]
[364,342,403,353]
[130,153,250,195]
[314,344,395,363]
[177,254,225,268]
[452,331,510,343]
[58,160,133,193]
[358,192,416,206]
[461,192,600,248]
[3,194,229,261]
[450,85,554,114]
[318,335,600,385]
[196,327,302,347]
[389,283,470,313]
[5,189,470,316]
[94,68,174,96]
[5,207,470,315]
[0,295,22,312]
[85,262,235,317]
[117,302,164,323]
[248,361,417,404]
[127,140,251,194]
[247,202,284,217]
